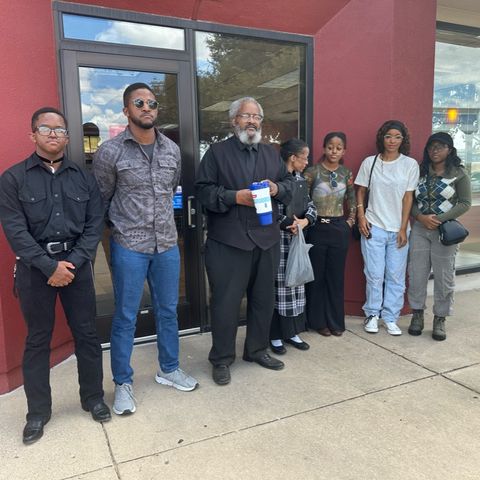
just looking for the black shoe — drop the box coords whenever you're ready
[270,342,287,355]
[285,338,310,350]
[243,353,284,370]
[22,415,50,445]
[82,401,112,422]
[212,364,231,385]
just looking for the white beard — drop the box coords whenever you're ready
[235,125,262,145]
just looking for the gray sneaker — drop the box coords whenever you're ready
[432,315,446,341]
[113,383,136,415]
[155,368,199,392]
[408,310,424,336]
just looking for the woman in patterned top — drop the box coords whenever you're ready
[304,132,356,336]
[407,132,471,341]
[270,138,317,355]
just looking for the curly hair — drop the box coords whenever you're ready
[375,120,410,155]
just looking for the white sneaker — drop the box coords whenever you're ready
[155,368,199,392]
[384,321,402,336]
[113,383,136,415]
[364,314,379,333]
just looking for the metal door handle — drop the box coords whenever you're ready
[187,195,196,228]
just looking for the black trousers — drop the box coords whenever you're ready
[205,238,280,366]
[16,259,104,421]
[306,219,350,332]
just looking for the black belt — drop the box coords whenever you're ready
[317,216,344,224]
[43,240,76,255]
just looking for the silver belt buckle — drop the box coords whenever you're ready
[320,218,330,224]
[46,241,61,255]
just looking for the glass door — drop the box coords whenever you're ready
[61,52,205,343]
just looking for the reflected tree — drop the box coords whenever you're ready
[197,33,306,148]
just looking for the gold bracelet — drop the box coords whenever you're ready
[357,204,364,208]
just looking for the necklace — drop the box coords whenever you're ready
[38,154,63,173]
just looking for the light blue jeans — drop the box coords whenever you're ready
[361,224,409,323]
[110,240,180,385]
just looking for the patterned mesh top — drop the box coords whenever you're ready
[304,163,356,219]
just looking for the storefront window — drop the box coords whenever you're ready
[195,32,307,158]
[434,23,480,270]
[195,31,308,317]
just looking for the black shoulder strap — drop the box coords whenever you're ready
[367,154,379,190]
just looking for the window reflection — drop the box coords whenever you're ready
[195,32,306,158]
[78,67,184,317]
[63,14,185,50]
[195,32,307,317]
[434,23,480,269]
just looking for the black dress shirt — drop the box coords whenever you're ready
[0,153,104,277]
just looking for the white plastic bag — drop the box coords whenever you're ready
[284,226,314,288]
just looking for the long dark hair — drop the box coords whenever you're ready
[280,138,308,163]
[375,120,410,155]
[420,137,463,177]
[319,131,347,164]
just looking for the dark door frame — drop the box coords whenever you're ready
[53,1,314,341]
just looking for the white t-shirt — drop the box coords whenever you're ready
[354,154,419,232]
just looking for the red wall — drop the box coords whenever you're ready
[61,0,350,35]
[313,0,436,314]
[0,0,436,393]
[0,1,74,394]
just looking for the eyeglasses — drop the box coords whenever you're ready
[35,126,68,137]
[427,143,449,152]
[330,171,338,188]
[132,98,158,110]
[384,134,403,141]
[236,113,264,122]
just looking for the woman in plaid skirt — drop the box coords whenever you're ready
[270,139,317,355]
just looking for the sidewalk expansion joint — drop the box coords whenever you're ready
[102,423,122,479]
[346,328,444,374]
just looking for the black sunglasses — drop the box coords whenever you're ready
[330,171,338,188]
[132,98,158,110]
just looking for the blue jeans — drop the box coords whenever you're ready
[360,224,409,323]
[110,240,180,384]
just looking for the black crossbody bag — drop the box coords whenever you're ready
[425,173,469,246]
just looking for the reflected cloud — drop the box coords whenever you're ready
[96,22,184,50]
[435,43,480,96]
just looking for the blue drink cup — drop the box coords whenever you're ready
[250,181,273,226]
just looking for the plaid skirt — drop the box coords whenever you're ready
[274,229,306,317]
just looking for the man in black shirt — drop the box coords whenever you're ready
[0,107,110,445]
[196,97,292,385]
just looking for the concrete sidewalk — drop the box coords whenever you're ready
[1,275,480,480]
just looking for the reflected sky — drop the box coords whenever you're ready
[80,67,168,143]
[63,14,184,50]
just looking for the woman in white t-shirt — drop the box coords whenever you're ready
[354,120,419,336]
